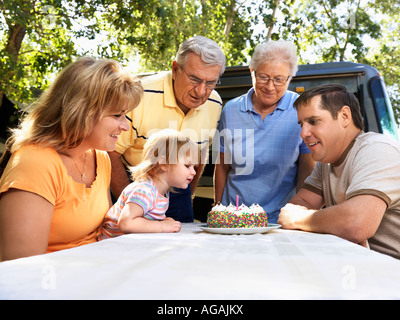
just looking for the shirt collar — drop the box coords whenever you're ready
[164,71,179,108]
[241,88,255,113]
[332,131,364,167]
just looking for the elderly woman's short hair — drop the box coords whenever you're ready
[249,39,298,76]
[175,36,226,75]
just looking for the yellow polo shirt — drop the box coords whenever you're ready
[116,71,222,166]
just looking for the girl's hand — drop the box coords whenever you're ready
[161,217,182,233]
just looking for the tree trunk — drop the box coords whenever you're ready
[0,23,27,111]
[5,23,27,61]
[266,0,280,41]
[224,0,237,41]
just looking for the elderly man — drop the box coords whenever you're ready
[278,84,400,260]
[109,36,225,222]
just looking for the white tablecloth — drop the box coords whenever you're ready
[1,223,400,300]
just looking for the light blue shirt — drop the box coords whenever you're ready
[217,88,310,223]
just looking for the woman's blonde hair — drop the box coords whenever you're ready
[0,57,143,174]
[130,129,198,182]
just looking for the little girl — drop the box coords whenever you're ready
[98,129,197,239]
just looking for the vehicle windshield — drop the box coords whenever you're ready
[369,77,398,140]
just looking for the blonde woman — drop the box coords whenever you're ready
[0,57,143,261]
[98,129,197,239]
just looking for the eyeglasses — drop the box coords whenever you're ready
[181,68,221,89]
[254,72,290,86]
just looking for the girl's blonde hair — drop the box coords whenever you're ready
[0,57,143,175]
[130,129,198,182]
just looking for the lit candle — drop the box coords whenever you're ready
[236,194,239,210]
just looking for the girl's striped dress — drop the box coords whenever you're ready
[98,177,169,239]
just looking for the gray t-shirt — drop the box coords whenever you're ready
[304,132,400,259]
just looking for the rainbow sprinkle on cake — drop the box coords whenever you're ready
[207,203,268,228]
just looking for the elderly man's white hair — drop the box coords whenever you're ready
[175,36,226,76]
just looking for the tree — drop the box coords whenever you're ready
[0,0,265,111]
[101,0,259,71]
[1,0,400,125]
[0,0,107,111]
[363,0,400,123]
[279,0,381,63]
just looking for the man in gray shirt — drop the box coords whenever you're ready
[278,84,400,260]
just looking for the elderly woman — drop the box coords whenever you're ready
[0,57,143,261]
[214,40,315,223]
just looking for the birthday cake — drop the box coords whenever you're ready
[207,203,268,228]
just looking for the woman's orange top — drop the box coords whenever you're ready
[0,145,111,252]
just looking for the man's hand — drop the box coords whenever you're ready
[277,203,316,230]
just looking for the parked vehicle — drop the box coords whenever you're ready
[193,62,399,221]
[2,62,396,220]
[217,62,398,139]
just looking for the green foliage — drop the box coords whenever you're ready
[1,1,81,105]
[280,0,381,63]
[101,0,257,71]
[1,0,400,124]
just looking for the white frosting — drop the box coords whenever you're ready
[249,203,265,214]
[211,204,227,212]
[211,203,265,215]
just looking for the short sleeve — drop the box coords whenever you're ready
[115,98,145,155]
[346,141,400,206]
[0,146,64,205]
[124,182,157,213]
[303,162,323,196]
